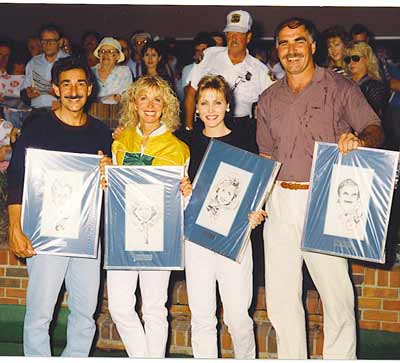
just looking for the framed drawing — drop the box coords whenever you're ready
[301,142,399,263]
[104,165,184,270]
[21,148,103,258]
[184,139,281,262]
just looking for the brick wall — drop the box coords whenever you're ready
[0,246,399,357]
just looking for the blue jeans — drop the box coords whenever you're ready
[24,252,101,356]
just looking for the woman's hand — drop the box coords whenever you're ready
[180,176,192,197]
[98,150,112,190]
[248,209,267,229]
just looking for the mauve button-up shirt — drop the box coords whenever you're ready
[256,66,381,182]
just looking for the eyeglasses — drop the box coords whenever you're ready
[344,55,362,64]
[99,49,119,56]
[40,38,59,45]
[135,39,148,46]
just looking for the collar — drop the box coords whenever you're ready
[283,64,324,93]
[224,47,250,66]
[135,122,168,137]
[39,49,67,64]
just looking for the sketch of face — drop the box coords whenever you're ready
[215,178,240,207]
[337,180,360,213]
[216,183,237,206]
[51,180,73,207]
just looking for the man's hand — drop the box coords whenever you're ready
[338,132,364,155]
[8,204,36,258]
[98,150,112,190]
[112,126,124,140]
[26,86,40,99]
[9,127,21,144]
[0,145,11,162]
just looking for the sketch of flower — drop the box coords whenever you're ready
[128,200,159,245]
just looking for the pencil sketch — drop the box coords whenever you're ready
[41,170,84,239]
[324,164,374,240]
[125,184,164,251]
[196,161,253,236]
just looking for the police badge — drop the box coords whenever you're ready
[231,13,241,23]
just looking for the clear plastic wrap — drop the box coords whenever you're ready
[104,165,184,270]
[184,139,281,262]
[301,142,399,263]
[21,148,103,258]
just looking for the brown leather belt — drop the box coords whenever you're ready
[280,181,309,190]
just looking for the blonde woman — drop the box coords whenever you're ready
[107,75,190,358]
[344,42,388,118]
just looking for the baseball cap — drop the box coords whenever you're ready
[223,10,252,33]
[93,37,125,63]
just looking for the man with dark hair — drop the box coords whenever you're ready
[7,56,112,356]
[257,17,384,359]
[81,30,101,67]
[350,23,373,44]
[20,23,68,110]
[177,32,215,100]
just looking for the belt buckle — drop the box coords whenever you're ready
[280,181,309,190]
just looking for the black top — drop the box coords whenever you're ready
[187,126,258,182]
[358,75,389,119]
[7,110,112,205]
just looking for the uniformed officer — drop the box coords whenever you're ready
[184,9,273,152]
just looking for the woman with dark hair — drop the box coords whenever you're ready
[141,41,175,90]
[321,25,350,76]
[345,41,388,118]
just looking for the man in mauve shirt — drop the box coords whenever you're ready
[256,17,384,360]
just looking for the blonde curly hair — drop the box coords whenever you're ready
[118,75,181,131]
[345,41,381,81]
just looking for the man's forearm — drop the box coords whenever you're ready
[359,124,385,148]
[20,89,31,107]
[8,204,23,228]
[184,85,196,129]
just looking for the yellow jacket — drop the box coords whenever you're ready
[112,124,190,167]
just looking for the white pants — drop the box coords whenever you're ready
[185,240,255,359]
[264,183,356,359]
[107,270,171,358]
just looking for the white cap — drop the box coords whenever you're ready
[93,37,125,63]
[223,10,252,33]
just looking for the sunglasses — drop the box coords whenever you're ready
[344,55,362,64]
[99,49,119,56]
